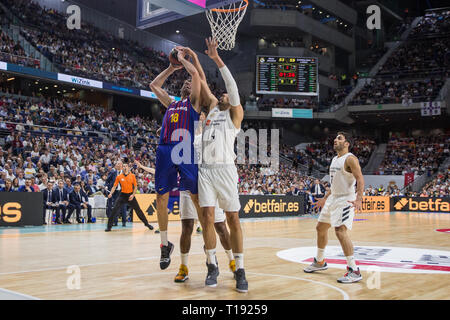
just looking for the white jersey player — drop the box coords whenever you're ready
[180,38,248,292]
[304,132,365,283]
[173,110,236,283]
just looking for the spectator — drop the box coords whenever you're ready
[19,178,34,192]
[67,183,93,223]
[42,181,57,225]
[54,179,69,224]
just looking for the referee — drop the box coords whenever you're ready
[105,161,154,232]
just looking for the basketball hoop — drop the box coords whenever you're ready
[206,0,249,51]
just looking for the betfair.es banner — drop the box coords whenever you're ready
[391,197,449,213]
[132,194,181,223]
[0,193,43,226]
[356,196,390,213]
[239,195,305,218]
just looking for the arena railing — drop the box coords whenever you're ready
[1,121,112,143]
[0,51,39,69]
[376,68,449,79]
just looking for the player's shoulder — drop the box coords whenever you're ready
[345,153,360,164]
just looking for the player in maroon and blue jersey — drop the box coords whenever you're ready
[150,48,203,270]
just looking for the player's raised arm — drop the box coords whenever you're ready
[150,64,182,108]
[201,80,219,112]
[346,155,365,211]
[178,47,217,110]
[135,160,155,175]
[177,51,201,112]
[177,47,207,82]
[205,37,243,129]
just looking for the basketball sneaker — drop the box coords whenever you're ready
[205,263,219,287]
[235,268,248,293]
[196,226,203,234]
[174,264,189,283]
[160,241,174,270]
[337,267,362,283]
[303,258,328,273]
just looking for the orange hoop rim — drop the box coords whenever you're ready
[210,0,248,13]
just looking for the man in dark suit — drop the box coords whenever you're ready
[286,186,299,196]
[55,179,69,224]
[105,161,127,226]
[42,181,58,225]
[310,179,326,202]
[67,183,93,223]
[85,178,98,196]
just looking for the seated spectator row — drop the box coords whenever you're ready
[378,37,450,78]
[377,135,449,175]
[305,136,376,170]
[420,168,449,197]
[409,10,450,38]
[0,28,39,68]
[349,78,445,106]
[0,93,159,146]
[320,85,353,108]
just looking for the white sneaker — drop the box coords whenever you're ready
[337,267,362,283]
[303,258,328,273]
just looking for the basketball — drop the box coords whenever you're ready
[169,48,182,66]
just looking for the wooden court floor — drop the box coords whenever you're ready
[0,212,449,300]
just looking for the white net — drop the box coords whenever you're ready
[205,0,249,51]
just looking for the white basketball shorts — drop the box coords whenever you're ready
[179,190,225,223]
[318,194,356,230]
[198,164,241,212]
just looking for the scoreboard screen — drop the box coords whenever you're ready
[256,56,319,96]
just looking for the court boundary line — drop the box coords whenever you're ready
[0,288,40,300]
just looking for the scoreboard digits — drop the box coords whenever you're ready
[256,56,318,96]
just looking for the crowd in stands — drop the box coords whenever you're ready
[357,47,388,72]
[377,135,449,175]
[378,37,450,78]
[364,182,404,197]
[0,28,39,68]
[0,0,220,97]
[305,136,376,170]
[409,10,450,38]
[378,10,450,79]
[0,94,159,146]
[349,10,449,108]
[0,89,161,205]
[320,85,353,109]
[420,168,449,197]
[363,166,449,198]
[349,78,445,106]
